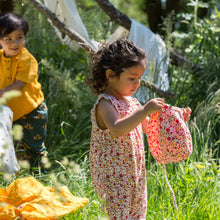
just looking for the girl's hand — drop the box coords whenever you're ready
[144,98,165,115]
[181,107,191,121]
[97,98,164,137]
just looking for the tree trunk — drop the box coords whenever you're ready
[145,0,185,36]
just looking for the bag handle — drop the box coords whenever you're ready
[162,164,178,210]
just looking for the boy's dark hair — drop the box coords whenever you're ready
[0,12,28,38]
[87,38,147,95]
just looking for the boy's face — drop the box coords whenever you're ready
[0,29,25,58]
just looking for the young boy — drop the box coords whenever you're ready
[0,12,48,174]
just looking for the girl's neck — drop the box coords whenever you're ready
[104,89,129,104]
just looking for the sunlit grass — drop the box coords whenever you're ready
[1,135,218,219]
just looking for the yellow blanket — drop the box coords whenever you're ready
[0,177,89,219]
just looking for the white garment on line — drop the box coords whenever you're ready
[44,0,99,51]
[0,105,20,175]
[128,19,170,102]
[42,0,133,52]
[43,1,169,102]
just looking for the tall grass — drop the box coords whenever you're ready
[37,58,95,166]
[55,119,220,219]
[56,109,220,219]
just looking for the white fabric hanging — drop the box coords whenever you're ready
[0,106,20,175]
[128,19,170,102]
[43,0,99,51]
[43,1,170,102]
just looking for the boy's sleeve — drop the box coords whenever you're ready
[16,56,39,83]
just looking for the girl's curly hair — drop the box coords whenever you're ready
[87,38,147,95]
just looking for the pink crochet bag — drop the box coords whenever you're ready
[146,104,193,209]
[147,104,193,164]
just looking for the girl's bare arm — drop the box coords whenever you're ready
[142,117,150,134]
[96,98,164,137]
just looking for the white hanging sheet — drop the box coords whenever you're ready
[128,19,170,102]
[0,105,20,175]
[44,0,99,51]
[43,1,170,102]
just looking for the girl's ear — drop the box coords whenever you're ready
[106,69,116,81]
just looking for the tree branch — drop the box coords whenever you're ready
[141,79,174,99]
[26,0,96,53]
[94,0,201,74]
[94,0,131,30]
[170,49,202,73]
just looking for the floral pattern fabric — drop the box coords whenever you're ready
[89,94,147,220]
[146,104,193,164]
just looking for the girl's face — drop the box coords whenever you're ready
[107,59,146,98]
[0,29,25,58]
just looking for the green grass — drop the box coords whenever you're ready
[16,154,219,220]
[1,119,219,220]
[60,154,220,219]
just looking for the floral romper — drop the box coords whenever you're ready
[89,94,147,220]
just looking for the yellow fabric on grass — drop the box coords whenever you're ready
[0,177,89,219]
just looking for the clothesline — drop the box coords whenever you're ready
[43,0,170,101]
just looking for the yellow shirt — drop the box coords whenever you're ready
[0,48,44,121]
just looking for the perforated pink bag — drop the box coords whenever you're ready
[146,104,193,209]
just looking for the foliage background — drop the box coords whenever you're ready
[0,0,220,219]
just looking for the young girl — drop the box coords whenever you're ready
[88,38,165,219]
[0,12,48,174]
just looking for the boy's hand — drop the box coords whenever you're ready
[0,89,4,97]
